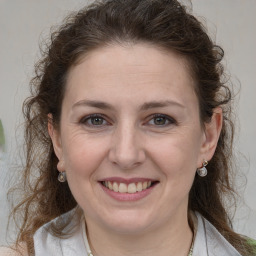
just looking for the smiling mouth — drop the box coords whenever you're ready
[100,180,159,194]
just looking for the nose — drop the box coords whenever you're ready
[108,123,146,170]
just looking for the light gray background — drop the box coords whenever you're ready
[0,0,255,245]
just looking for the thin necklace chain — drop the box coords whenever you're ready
[82,220,194,256]
[86,244,193,256]
[188,244,194,256]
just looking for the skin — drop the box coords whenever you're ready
[49,43,222,256]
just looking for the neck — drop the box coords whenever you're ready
[85,211,193,256]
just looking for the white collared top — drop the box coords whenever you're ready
[33,209,242,256]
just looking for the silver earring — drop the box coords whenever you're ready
[58,171,67,182]
[197,160,208,177]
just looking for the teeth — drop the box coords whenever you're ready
[113,182,119,192]
[119,183,127,193]
[128,183,137,193]
[137,182,142,192]
[103,181,155,194]
[108,181,113,190]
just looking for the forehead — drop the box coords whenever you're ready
[65,43,197,108]
[69,43,193,79]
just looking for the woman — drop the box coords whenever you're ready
[1,0,256,255]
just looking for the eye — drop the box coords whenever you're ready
[147,114,176,126]
[80,114,109,127]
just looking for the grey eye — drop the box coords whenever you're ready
[80,114,108,127]
[147,114,176,126]
[90,117,104,125]
[153,116,168,125]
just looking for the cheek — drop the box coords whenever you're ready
[147,130,203,193]
[62,134,108,178]
[151,132,202,169]
[61,136,109,209]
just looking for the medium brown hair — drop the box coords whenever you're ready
[9,0,255,255]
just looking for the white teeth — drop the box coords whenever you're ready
[103,180,155,194]
[108,181,113,190]
[137,182,143,192]
[128,183,137,193]
[119,183,128,193]
[142,181,148,190]
[113,182,119,192]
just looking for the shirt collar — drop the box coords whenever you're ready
[193,212,242,256]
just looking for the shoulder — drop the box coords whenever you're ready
[33,208,86,255]
[0,244,28,256]
[0,247,16,256]
[247,238,256,254]
[34,208,80,240]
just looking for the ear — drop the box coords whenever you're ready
[198,107,223,165]
[48,114,65,172]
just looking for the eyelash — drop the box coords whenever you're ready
[79,113,177,128]
[80,114,109,127]
[148,114,177,126]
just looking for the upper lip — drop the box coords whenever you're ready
[99,177,158,184]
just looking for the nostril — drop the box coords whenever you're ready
[111,160,142,170]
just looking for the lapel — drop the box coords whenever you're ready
[193,212,242,256]
[34,210,87,256]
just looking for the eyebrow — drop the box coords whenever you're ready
[72,100,113,110]
[72,99,185,111]
[140,101,185,110]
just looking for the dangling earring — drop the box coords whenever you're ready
[197,160,208,177]
[58,171,67,182]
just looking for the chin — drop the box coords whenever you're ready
[98,210,155,235]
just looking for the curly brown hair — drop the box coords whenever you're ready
[9,0,255,255]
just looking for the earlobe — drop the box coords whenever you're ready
[48,114,64,170]
[200,107,223,162]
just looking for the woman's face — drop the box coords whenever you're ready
[50,43,220,234]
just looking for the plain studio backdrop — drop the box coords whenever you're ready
[0,0,255,245]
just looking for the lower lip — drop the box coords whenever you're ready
[100,183,156,201]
